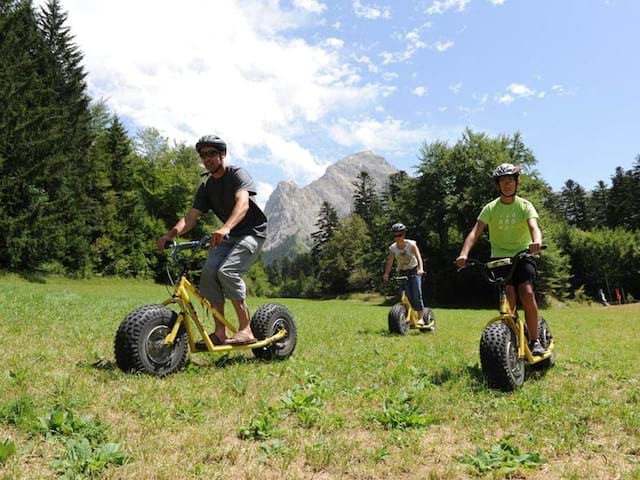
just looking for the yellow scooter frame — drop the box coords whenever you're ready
[161,270,287,354]
[485,292,555,366]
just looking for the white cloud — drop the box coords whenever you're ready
[490,0,506,5]
[52,0,388,185]
[449,82,463,94]
[324,37,344,49]
[353,0,391,19]
[293,0,327,14]
[473,93,489,105]
[380,29,427,64]
[412,86,429,96]
[552,84,577,96]
[255,181,275,210]
[496,83,547,105]
[382,72,399,81]
[438,106,448,111]
[497,94,514,104]
[434,40,455,52]
[327,117,461,154]
[507,83,535,97]
[426,0,469,15]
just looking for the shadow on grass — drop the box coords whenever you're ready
[19,272,48,284]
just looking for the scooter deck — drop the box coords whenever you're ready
[191,329,287,353]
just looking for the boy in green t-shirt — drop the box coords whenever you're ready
[456,163,545,356]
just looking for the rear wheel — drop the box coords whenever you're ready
[388,303,409,335]
[251,303,297,360]
[114,305,188,376]
[479,322,525,391]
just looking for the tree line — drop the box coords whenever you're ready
[266,134,640,306]
[1,1,638,305]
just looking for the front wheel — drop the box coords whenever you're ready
[388,303,409,335]
[251,303,297,360]
[114,304,188,376]
[479,322,525,391]
[533,316,556,370]
[420,307,436,332]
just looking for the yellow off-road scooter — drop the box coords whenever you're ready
[458,248,555,391]
[387,274,436,335]
[114,235,297,376]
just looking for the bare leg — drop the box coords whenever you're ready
[231,299,255,338]
[213,303,226,341]
[518,282,539,342]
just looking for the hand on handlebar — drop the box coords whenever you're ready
[528,242,542,254]
[156,235,175,254]
[455,255,467,269]
[209,227,231,249]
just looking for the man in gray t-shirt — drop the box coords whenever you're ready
[157,135,267,346]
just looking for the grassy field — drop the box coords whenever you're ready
[0,273,639,479]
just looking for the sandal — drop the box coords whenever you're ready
[195,333,224,348]
[225,331,257,345]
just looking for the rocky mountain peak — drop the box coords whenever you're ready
[263,151,398,263]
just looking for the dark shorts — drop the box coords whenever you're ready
[490,257,537,286]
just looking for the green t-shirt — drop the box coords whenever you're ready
[478,196,538,258]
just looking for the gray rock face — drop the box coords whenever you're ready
[263,151,398,262]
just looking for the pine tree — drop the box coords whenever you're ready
[559,179,590,229]
[587,180,609,228]
[310,201,338,264]
[352,171,382,228]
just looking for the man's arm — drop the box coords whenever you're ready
[527,217,542,253]
[210,190,250,248]
[156,208,202,253]
[456,220,486,267]
[382,251,394,280]
[413,243,425,275]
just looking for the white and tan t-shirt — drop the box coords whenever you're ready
[389,239,419,271]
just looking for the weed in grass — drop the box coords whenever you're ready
[0,395,39,431]
[175,399,207,424]
[230,377,248,397]
[51,437,131,478]
[8,368,27,388]
[280,384,323,428]
[457,435,544,475]
[304,439,336,471]
[258,438,296,465]
[366,393,437,430]
[0,439,17,464]
[238,405,282,441]
[42,406,109,445]
[370,445,391,463]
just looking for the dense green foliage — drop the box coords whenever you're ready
[1,2,638,305]
[269,131,639,305]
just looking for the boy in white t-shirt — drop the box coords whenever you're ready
[383,223,426,324]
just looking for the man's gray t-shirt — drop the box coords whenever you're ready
[193,166,267,238]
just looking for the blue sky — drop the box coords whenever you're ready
[51,0,639,205]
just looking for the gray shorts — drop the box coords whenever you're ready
[199,235,264,304]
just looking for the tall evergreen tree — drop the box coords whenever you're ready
[559,179,590,229]
[587,180,609,228]
[352,170,382,228]
[607,166,636,229]
[310,201,338,264]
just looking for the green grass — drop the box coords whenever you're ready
[1,273,639,479]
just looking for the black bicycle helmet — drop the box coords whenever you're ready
[492,163,520,181]
[195,134,227,153]
[391,223,406,233]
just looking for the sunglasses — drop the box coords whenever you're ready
[199,150,220,159]
[393,233,404,237]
